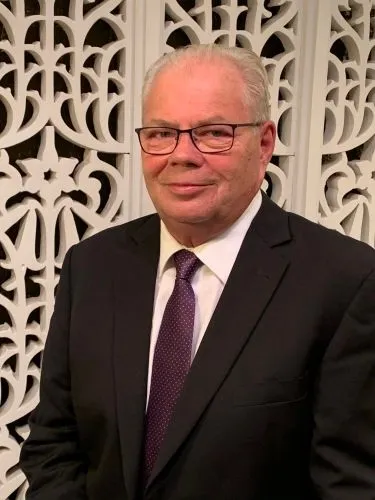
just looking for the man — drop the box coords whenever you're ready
[20,45,375,499]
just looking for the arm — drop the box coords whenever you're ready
[310,268,375,499]
[20,246,88,499]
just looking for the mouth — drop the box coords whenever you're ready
[166,183,212,195]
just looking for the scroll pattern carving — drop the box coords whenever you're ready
[0,1,128,498]
[164,0,300,208]
[319,0,375,245]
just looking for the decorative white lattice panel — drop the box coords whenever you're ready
[0,1,132,498]
[319,0,375,245]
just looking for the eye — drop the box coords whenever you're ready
[195,125,233,138]
[143,128,175,140]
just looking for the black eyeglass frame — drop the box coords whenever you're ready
[134,122,263,155]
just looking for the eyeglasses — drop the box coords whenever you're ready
[134,123,262,155]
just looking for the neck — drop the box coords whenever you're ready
[162,217,236,247]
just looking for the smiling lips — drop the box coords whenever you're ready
[166,183,212,195]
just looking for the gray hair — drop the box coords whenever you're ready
[142,44,271,122]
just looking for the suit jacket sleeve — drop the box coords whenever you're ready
[20,245,88,499]
[310,268,375,499]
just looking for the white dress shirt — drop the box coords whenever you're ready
[146,191,262,402]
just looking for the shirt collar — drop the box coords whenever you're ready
[158,190,262,284]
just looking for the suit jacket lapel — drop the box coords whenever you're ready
[112,215,160,500]
[147,195,292,488]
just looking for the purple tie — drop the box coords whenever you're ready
[144,249,201,479]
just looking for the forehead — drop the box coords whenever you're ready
[143,57,249,123]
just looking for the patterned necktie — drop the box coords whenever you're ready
[144,249,201,480]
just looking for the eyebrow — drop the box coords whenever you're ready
[144,116,230,128]
[145,119,178,127]
[194,116,229,126]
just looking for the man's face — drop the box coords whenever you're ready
[141,57,276,238]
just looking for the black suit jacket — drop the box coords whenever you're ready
[20,195,375,499]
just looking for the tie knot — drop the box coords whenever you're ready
[173,250,201,282]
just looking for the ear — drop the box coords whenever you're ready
[259,120,277,170]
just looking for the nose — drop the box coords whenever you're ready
[168,130,203,165]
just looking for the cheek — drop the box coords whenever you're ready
[142,157,163,180]
[212,158,251,184]
[217,158,260,196]
[207,155,237,179]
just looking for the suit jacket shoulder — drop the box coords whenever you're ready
[66,213,160,269]
[77,213,159,251]
[255,194,375,279]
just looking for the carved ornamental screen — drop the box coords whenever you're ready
[0,1,374,498]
